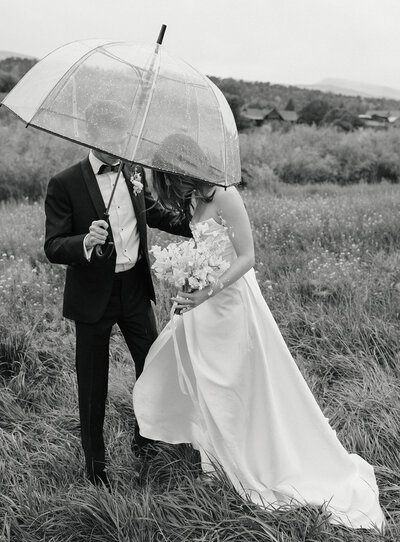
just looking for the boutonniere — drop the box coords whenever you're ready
[130,168,143,196]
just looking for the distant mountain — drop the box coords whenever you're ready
[0,50,35,61]
[301,78,400,101]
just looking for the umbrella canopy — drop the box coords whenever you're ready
[1,37,240,187]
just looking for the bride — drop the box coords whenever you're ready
[132,162,385,530]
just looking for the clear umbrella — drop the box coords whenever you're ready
[1,27,240,190]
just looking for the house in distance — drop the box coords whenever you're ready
[358,110,400,129]
[241,106,298,127]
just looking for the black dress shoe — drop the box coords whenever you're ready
[88,470,111,490]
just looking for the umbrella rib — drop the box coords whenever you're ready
[27,40,127,127]
[36,108,86,123]
[96,47,143,71]
[28,49,97,128]
[204,79,229,188]
[192,79,201,158]
[98,45,211,88]
[129,46,162,162]
[0,40,100,111]
[155,73,208,89]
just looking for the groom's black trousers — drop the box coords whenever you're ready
[74,259,158,478]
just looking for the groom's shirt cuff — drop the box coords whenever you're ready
[83,234,94,261]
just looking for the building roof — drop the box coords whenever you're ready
[241,107,269,120]
[242,106,298,122]
[264,107,298,122]
[365,110,391,118]
[278,110,298,122]
[362,110,400,123]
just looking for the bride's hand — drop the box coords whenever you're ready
[172,287,211,312]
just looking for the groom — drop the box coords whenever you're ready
[44,99,191,487]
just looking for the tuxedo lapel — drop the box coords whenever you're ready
[80,157,106,219]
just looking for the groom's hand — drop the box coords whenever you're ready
[85,220,109,249]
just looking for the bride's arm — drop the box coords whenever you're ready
[174,187,255,310]
[210,186,255,292]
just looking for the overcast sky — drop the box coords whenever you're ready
[2,0,400,89]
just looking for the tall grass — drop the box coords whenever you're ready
[1,184,399,541]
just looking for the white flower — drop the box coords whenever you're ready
[130,170,143,195]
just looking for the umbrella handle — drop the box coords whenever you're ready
[94,240,115,260]
[157,24,167,45]
[94,212,115,260]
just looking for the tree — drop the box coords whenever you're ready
[322,107,365,131]
[206,75,400,124]
[0,70,18,92]
[0,57,37,93]
[223,92,251,131]
[285,97,296,111]
[298,99,330,126]
[0,57,36,79]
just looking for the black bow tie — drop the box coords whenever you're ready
[97,163,121,175]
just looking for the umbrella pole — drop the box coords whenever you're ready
[95,161,124,259]
[95,24,167,260]
[129,25,166,164]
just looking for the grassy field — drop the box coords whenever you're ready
[0,182,399,541]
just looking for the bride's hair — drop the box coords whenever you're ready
[151,133,216,222]
[152,171,215,222]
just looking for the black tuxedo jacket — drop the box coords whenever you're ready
[44,156,191,323]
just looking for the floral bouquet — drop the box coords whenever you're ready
[150,236,229,295]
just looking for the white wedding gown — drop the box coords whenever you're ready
[133,218,385,529]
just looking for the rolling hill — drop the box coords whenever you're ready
[0,50,35,61]
[301,77,400,101]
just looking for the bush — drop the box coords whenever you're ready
[0,116,85,201]
[2,113,400,202]
[322,108,365,131]
[241,124,400,186]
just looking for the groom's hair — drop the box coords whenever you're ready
[85,100,129,138]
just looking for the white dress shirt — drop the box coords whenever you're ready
[84,152,140,272]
